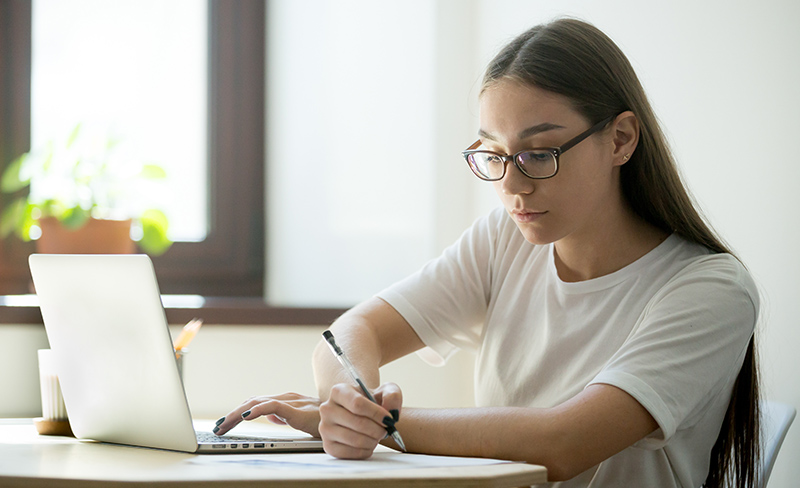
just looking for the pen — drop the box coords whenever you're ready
[322,330,407,452]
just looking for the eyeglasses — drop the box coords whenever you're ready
[462,114,616,181]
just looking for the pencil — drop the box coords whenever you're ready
[173,318,203,351]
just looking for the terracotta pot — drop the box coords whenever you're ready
[36,217,136,254]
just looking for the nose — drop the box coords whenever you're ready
[499,159,534,196]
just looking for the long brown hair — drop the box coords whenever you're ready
[482,18,760,487]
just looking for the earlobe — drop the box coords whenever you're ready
[612,111,639,166]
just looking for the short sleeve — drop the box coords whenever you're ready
[589,254,758,448]
[376,208,506,365]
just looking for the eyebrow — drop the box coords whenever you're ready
[478,122,566,142]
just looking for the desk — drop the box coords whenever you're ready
[0,420,547,487]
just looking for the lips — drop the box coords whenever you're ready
[511,209,546,223]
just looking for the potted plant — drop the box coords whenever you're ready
[0,124,172,255]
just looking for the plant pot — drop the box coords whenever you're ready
[36,217,136,254]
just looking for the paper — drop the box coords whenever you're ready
[190,451,512,473]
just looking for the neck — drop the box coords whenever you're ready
[553,205,669,283]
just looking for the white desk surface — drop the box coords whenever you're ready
[0,419,547,488]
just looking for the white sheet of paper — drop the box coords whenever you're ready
[190,451,513,473]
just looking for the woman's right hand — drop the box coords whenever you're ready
[318,382,403,459]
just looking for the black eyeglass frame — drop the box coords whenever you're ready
[462,114,617,181]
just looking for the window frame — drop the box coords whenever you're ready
[0,0,265,297]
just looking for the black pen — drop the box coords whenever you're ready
[322,330,407,452]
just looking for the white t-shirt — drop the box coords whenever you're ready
[377,206,758,488]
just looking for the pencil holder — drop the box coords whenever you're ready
[175,349,188,383]
[34,349,73,436]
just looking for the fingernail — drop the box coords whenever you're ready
[382,416,395,428]
[390,409,400,422]
[242,410,252,419]
[213,426,220,434]
[215,417,226,426]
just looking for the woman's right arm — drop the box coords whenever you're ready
[312,296,425,399]
[310,297,425,458]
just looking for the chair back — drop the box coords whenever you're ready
[759,401,796,488]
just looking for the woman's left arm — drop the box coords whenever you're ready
[379,383,657,482]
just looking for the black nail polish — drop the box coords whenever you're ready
[390,409,400,422]
[382,416,395,428]
[242,410,252,419]
[213,426,220,434]
[215,417,226,426]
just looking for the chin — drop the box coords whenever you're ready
[516,226,555,246]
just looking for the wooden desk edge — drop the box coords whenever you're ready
[0,463,546,488]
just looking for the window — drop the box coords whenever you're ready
[31,0,209,242]
[0,0,265,297]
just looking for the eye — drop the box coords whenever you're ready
[516,150,557,178]
[518,150,552,164]
[485,154,503,164]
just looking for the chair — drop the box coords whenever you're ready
[759,401,796,488]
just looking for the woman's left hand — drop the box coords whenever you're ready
[214,392,322,437]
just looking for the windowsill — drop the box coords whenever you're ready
[0,295,348,326]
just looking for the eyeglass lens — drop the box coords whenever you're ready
[467,150,556,180]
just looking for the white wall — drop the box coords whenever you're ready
[0,323,475,420]
[0,325,50,417]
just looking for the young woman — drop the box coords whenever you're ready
[216,18,760,487]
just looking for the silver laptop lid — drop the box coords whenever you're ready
[30,254,198,452]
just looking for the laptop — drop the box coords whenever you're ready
[29,253,324,454]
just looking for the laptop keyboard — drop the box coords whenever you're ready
[196,431,297,449]
[197,431,287,442]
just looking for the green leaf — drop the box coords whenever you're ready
[140,208,169,229]
[1,153,32,193]
[59,206,91,230]
[138,208,172,256]
[40,143,55,173]
[38,199,63,219]
[140,164,167,179]
[66,123,82,148]
[106,134,122,150]
[0,198,33,241]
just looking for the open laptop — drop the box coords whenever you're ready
[29,253,324,454]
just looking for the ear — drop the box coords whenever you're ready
[610,111,639,167]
